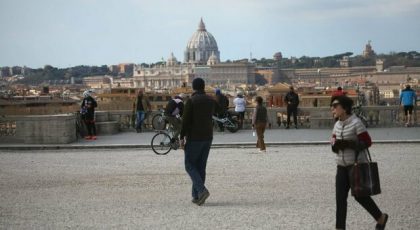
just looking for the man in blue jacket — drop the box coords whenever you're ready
[400,85,417,127]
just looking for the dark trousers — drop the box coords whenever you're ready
[184,140,212,199]
[287,106,298,127]
[336,166,382,229]
[84,120,96,136]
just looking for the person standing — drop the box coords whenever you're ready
[330,95,388,230]
[233,93,246,129]
[133,90,151,133]
[284,86,300,129]
[332,87,346,97]
[180,78,217,206]
[400,84,417,127]
[252,96,270,153]
[81,90,97,140]
[215,88,229,131]
[164,94,184,143]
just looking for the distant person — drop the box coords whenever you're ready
[215,88,229,131]
[164,94,184,143]
[233,93,246,129]
[284,86,300,129]
[133,90,151,133]
[332,87,346,97]
[81,90,97,140]
[400,85,417,127]
[330,96,388,230]
[180,78,218,206]
[252,96,270,153]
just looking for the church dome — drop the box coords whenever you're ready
[167,52,178,66]
[184,18,220,65]
[207,51,219,66]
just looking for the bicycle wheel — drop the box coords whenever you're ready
[151,132,172,155]
[152,114,167,130]
[226,118,239,133]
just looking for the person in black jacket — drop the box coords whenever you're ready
[284,86,300,129]
[180,78,218,206]
[164,94,184,142]
[81,90,98,140]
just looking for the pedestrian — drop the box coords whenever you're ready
[332,86,346,97]
[400,84,417,127]
[133,90,151,133]
[81,90,97,140]
[215,88,229,131]
[284,86,300,129]
[164,94,184,143]
[180,78,218,206]
[252,96,270,153]
[330,95,388,230]
[233,93,246,129]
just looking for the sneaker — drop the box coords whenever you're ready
[84,136,91,140]
[196,189,210,206]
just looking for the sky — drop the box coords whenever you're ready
[1,0,420,68]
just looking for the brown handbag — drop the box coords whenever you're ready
[349,149,381,197]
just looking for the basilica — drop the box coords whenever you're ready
[133,19,255,90]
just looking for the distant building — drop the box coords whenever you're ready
[82,76,112,89]
[363,40,375,58]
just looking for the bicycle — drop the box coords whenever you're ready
[151,120,180,155]
[212,111,239,133]
[352,105,369,128]
[151,109,167,130]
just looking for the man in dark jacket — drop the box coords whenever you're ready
[180,78,217,206]
[284,86,300,129]
[81,90,98,140]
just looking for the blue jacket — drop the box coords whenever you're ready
[400,89,416,106]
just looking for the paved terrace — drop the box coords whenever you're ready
[1,144,419,229]
[1,127,420,149]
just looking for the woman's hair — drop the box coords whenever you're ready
[255,96,263,105]
[331,95,353,115]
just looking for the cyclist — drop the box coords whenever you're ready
[165,94,184,142]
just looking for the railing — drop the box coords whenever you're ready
[0,106,417,144]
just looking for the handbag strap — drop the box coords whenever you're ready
[354,148,373,163]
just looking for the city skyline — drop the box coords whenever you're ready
[1,0,420,68]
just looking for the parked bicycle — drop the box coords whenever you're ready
[212,111,239,133]
[353,105,369,127]
[151,120,180,155]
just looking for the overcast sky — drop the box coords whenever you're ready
[1,0,419,68]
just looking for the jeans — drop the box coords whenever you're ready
[136,110,145,130]
[184,139,212,199]
[287,106,298,127]
[336,166,382,229]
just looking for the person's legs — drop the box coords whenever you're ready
[336,166,350,229]
[136,111,145,131]
[286,107,291,128]
[407,106,413,125]
[84,120,92,137]
[239,112,244,129]
[256,122,266,151]
[91,121,97,137]
[197,140,212,188]
[184,141,206,199]
[292,107,298,127]
[354,196,383,221]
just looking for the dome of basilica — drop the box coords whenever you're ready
[184,18,220,65]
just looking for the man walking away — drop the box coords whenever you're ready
[133,90,151,133]
[180,78,217,206]
[284,86,300,129]
[400,84,417,127]
[165,94,184,143]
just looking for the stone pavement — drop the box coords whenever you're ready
[0,144,419,229]
[1,127,420,149]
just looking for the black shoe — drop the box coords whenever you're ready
[285,126,290,129]
[136,128,141,133]
[196,189,210,206]
[295,125,298,129]
[375,214,388,230]
[192,198,199,204]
